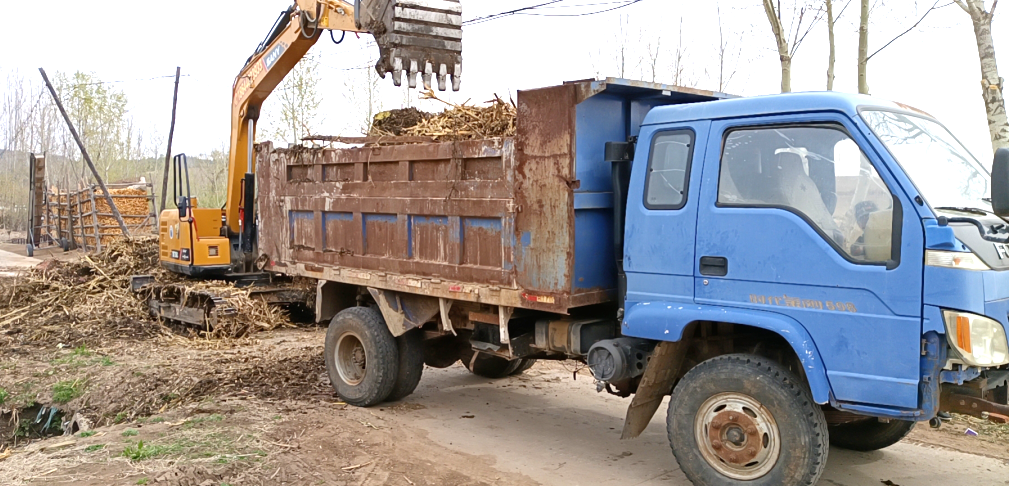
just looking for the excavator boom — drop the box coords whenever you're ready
[156,0,463,283]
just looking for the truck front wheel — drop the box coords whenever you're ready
[828,419,915,451]
[324,307,399,407]
[667,354,828,486]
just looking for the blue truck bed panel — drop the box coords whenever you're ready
[257,79,727,312]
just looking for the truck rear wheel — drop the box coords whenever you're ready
[324,307,399,407]
[828,419,915,451]
[667,354,828,486]
[386,329,425,402]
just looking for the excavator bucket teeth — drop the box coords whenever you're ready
[358,0,463,91]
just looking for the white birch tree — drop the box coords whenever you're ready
[953,0,1008,151]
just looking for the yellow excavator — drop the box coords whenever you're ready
[143,0,462,324]
[159,0,461,278]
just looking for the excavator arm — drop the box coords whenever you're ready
[225,0,462,261]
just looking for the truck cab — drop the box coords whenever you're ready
[614,91,1009,484]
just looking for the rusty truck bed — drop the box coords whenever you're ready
[256,78,728,314]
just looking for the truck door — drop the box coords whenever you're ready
[694,114,925,409]
[623,121,711,306]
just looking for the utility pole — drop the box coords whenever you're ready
[159,67,181,216]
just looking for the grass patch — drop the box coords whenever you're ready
[121,440,179,462]
[99,356,115,366]
[184,414,224,428]
[72,345,92,357]
[122,429,139,437]
[84,444,105,453]
[147,417,165,424]
[78,430,97,438]
[52,380,84,404]
[115,412,128,423]
[0,388,8,406]
[136,478,149,485]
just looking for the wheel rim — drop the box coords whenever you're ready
[335,331,367,386]
[694,392,781,480]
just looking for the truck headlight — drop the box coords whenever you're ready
[926,250,990,270]
[943,310,1009,366]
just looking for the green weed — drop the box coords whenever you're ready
[122,429,139,437]
[121,440,178,461]
[99,356,115,366]
[78,430,97,438]
[136,478,149,485]
[85,444,105,453]
[52,380,84,404]
[184,414,224,428]
[72,345,91,357]
[0,387,8,406]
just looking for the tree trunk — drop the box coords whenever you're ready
[858,0,870,94]
[763,0,792,93]
[962,0,1008,152]
[827,0,836,90]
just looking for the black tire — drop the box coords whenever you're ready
[667,354,828,486]
[324,307,398,407]
[461,349,522,379]
[26,244,33,257]
[828,419,915,452]
[510,359,537,375]
[60,238,69,252]
[386,329,425,402]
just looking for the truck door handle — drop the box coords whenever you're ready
[699,256,728,277]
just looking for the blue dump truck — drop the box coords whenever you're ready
[254,78,1009,485]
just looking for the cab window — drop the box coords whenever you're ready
[645,130,695,209]
[717,125,895,263]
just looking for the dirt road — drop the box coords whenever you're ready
[3,327,1007,485]
[398,365,1009,486]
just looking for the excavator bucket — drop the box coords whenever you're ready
[356,0,463,91]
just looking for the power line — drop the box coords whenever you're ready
[519,0,646,16]
[465,0,645,25]
[463,0,567,25]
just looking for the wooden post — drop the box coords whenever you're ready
[88,187,102,252]
[74,190,87,251]
[38,67,131,238]
[159,67,182,216]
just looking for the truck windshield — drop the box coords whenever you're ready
[860,110,990,210]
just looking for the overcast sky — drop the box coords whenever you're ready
[1,0,1004,166]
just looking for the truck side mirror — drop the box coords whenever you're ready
[992,148,1009,218]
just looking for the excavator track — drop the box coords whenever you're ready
[139,281,239,331]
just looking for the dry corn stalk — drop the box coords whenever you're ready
[369,90,517,142]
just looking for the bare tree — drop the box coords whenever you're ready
[763,0,826,92]
[954,0,1008,151]
[827,0,837,90]
[645,36,662,83]
[860,1,948,95]
[713,6,741,92]
[671,18,690,87]
[267,51,322,145]
[858,0,870,93]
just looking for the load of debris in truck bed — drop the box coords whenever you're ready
[369,90,516,141]
[0,237,290,344]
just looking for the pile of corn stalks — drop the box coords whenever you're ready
[0,237,289,344]
[370,90,517,141]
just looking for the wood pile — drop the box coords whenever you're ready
[0,237,292,345]
[368,89,517,142]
